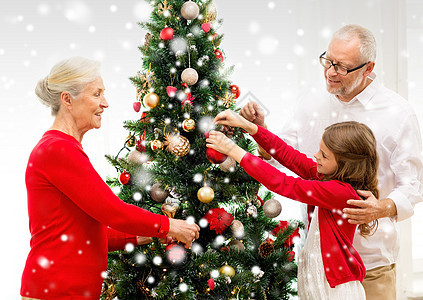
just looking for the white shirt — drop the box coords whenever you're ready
[275,73,423,270]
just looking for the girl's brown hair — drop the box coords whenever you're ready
[322,121,379,236]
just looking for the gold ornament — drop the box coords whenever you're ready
[219,264,235,277]
[263,198,282,218]
[161,202,179,218]
[180,0,199,20]
[144,33,152,48]
[158,0,173,16]
[165,131,190,157]
[138,69,155,90]
[143,92,160,109]
[206,3,217,22]
[150,139,164,151]
[182,118,195,132]
[258,239,275,258]
[218,92,236,108]
[197,186,214,203]
[181,68,199,85]
[126,134,136,147]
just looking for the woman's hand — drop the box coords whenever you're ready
[206,130,247,163]
[167,218,200,249]
[214,110,258,135]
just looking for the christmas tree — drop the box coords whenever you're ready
[102,1,301,299]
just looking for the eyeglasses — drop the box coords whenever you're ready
[319,52,369,76]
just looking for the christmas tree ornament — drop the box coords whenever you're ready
[161,201,180,218]
[258,238,275,258]
[206,147,227,164]
[160,27,174,40]
[219,156,236,172]
[229,84,241,99]
[206,2,217,22]
[219,264,235,277]
[180,0,199,20]
[197,185,214,203]
[230,220,244,239]
[166,86,177,97]
[181,68,198,86]
[133,101,141,112]
[263,198,282,218]
[126,134,136,147]
[201,22,211,33]
[214,49,224,62]
[119,171,131,185]
[165,243,186,265]
[182,118,195,132]
[144,33,152,48]
[143,92,160,109]
[208,278,215,291]
[288,251,295,262]
[150,182,169,203]
[229,240,245,251]
[165,130,191,157]
[205,208,234,234]
[217,92,236,108]
[158,0,173,17]
[128,150,145,165]
[150,139,164,151]
[246,205,258,218]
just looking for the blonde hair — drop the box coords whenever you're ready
[35,57,100,115]
[322,121,379,236]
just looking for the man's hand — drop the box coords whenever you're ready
[342,190,397,224]
[239,101,265,127]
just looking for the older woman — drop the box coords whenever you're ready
[20,57,200,300]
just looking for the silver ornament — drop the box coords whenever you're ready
[230,220,244,239]
[150,183,169,203]
[181,1,200,20]
[263,198,282,218]
[127,150,146,165]
[246,205,258,218]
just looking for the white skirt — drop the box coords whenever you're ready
[297,208,366,300]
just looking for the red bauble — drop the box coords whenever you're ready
[160,27,174,40]
[206,148,227,164]
[165,243,186,265]
[214,49,224,62]
[208,278,215,290]
[288,251,295,262]
[230,85,241,99]
[133,101,141,112]
[119,171,131,185]
[204,131,210,139]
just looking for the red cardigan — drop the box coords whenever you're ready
[21,130,169,299]
[240,126,365,288]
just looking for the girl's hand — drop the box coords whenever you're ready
[206,130,235,155]
[214,110,258,134]
[206,130,247,163]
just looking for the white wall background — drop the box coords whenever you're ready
[1,0,422,299]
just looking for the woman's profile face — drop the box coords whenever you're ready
[71,76,108,132]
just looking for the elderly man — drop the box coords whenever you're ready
[241,24,423,300]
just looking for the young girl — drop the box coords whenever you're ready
[206,110,379,300]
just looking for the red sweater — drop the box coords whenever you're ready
[240,126,365,288]
[21,130,169,299]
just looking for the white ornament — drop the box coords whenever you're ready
[181,68,198,85]
[263,198,282,218]
[181,1,199,20]
[246,205,258,218]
